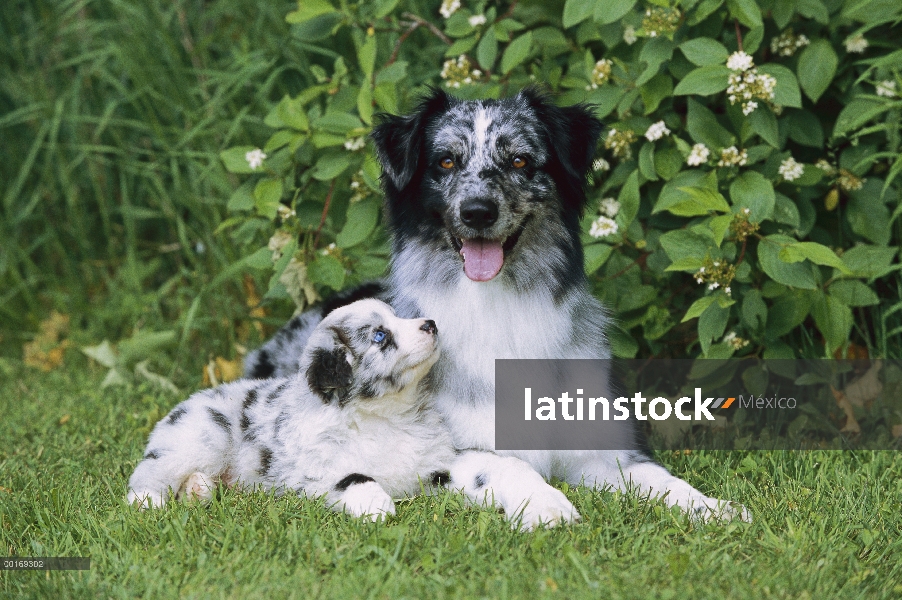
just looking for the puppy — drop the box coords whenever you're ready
[127,299,454,520]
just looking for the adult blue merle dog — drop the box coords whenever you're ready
[246,87,750,527]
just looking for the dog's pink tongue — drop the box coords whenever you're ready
[460,238,504,282]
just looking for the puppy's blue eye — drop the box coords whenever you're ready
[372,330,386,344]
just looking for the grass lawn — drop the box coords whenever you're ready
[1,361,900,599]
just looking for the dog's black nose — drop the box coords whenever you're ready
[460,198,498,229]
[420,320,437,335]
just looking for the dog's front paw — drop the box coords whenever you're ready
[181,472,215,502]
[340,481,396,522]
[512,486,581,531]
[127,489,167,509]
[689,497,752,523]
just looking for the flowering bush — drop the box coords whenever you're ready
[220,0,901,360]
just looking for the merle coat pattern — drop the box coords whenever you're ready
[128,300,455,520]
[245,88,750,526]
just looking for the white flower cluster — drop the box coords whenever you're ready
[770,30,809,57]
[718,146,748,167]
[723,331,749,349]
[623,25,637,45]
[599,197,620,218]
[245,148,266,170]
[778,156,804,181]
[440,55,482,88]
[645,121,670,142]
[344,136,366,151]
[687,143,710,166]
[726,52,776,116]
[439,0,460,19]
[726,51,754,72]
[604,128,637,159]
[592,158,611,172]
[876,80,897,98]
[589,215,618,238]
[468,14,487,27]
[587,59,613,89]
[844,34,868,54]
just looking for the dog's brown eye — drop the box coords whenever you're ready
[440,157,455,169]
[512,156,527,169]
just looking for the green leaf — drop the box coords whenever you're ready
[778,242,851,274]
[829,280,879,307]
[227,180,255,212]
[446,35,478,57]
[640,74,673,115]
[847,186,891,245]
[584,243,614,274]
[673,65,731,96]
[665,257,706,272]
[653,148,683,180]
[312,153,352,181]
[757,234,818,289]
[766,291,812,338]
[729,171,775,221]
[833,98,890,138]
[375,61,408,85]
[357,83,373,125]
[726,0,762,27]
[811,295,853,353]
[659,228,717,263]
[707,214,732,246]
[741,289,767,331]
[477,27,498,70]
[639,143,657,181]
[747,105,779,148]
[275,96,310,131]
[373,0,400,18]
[500,32,533,74]
[81,340,118,369]
[220,146,259,174]
[593,0,638,23]
[679,38,729,66]
[773,193,800,228]
[698,299,730,355]
[336,198,380,248]
[617,170,641,229]
[841,245,898,278]
[686,98,734,148]
[563,0,595,27]
[312,113,364,134]
[118,331,177,366]
[308,254,345,290]
[286,0,337,24]
[682,294,717,322]
[757,64,802,109]
[254,178,283,219]
[637,38,674,86]
[797,39,837,103]
[796,0,829,24]
[786,110,823,148]
[668,186,731,216]
[358,35,377,78]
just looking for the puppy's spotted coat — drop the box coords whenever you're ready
[128,300,454,520]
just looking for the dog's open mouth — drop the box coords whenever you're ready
[450,219,528,282]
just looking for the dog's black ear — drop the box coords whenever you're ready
[370,87,453,190]
[306,343,353,405]
[518,87,603,210]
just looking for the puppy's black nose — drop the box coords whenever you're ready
[420,320,437,335]
[460,198,498,229]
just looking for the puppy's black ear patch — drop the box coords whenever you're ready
[371,87,453,191]
[518,86,603,213]
[306,347,353,405]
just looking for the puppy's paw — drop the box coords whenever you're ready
[127,489,167,509]
[512,486,581,531]
[182,472,215,503]
[340,481,396,522]
[689,497,752,523]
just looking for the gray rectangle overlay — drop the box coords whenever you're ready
[1,557,90,570]
[495,359,902,450]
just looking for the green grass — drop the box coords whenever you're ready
[2,362,901,599]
